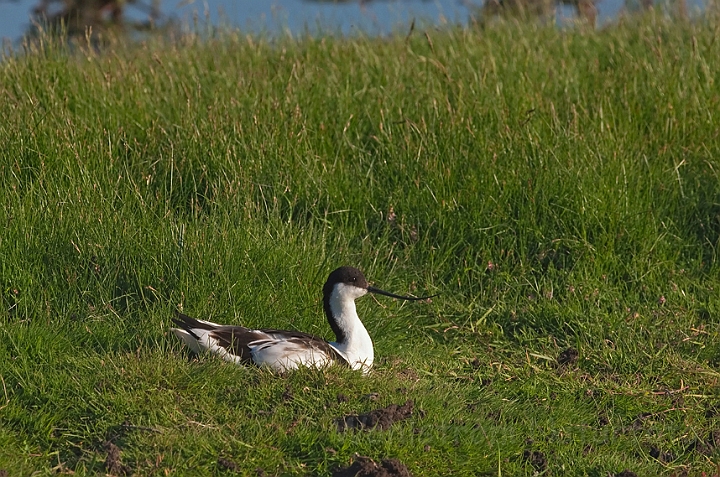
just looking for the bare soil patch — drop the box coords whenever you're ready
[522,450,547,473]
[104,441,130,476]
[649,445,675,463]
[557,347,579,366]
[332,456,412,477]
[217,456,239,472]
[336,400,414,432]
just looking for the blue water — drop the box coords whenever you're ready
[0,0,676,44]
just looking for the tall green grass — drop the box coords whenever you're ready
[1,15,720,475]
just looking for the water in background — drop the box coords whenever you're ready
[0,0,640,44]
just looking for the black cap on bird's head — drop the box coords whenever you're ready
[323,266,435,301]
[323,266,369,297]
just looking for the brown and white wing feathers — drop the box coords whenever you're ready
[171,312,347,371]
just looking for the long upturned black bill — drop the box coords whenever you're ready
[367,286,436,301]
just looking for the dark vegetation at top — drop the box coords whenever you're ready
[4,0,698,42]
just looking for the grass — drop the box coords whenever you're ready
[1,13,720,475]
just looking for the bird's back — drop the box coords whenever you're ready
[171,312,348,371]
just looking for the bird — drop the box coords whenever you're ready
[171,266,433,374]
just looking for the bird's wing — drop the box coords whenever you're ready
[212,327,348,370]
[171,312,347,370]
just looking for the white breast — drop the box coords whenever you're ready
[327,283,374,374]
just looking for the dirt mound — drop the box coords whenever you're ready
[557,347,579,366]
[332,456,412,477]
[336,400,414,432]
[217,456,239,472]
[523,450,547,472]
[104,441,130,476]
[649,445,675,463]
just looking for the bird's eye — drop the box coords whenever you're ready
[352,277,357,282]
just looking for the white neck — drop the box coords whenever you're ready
[327,283,374,373]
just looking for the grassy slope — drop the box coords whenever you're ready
[1,15,720,475]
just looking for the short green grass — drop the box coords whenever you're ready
[2,14,720,475]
